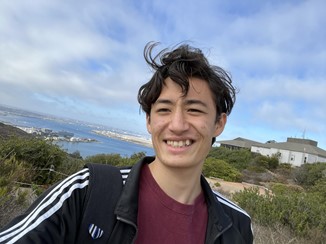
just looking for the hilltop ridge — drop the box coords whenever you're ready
[0,122,33,139]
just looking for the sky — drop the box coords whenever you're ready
[0,0,325,149]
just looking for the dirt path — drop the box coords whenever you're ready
[206,178,269,196]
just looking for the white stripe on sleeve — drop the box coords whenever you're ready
[0,168,89,242]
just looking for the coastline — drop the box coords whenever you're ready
[93,130,153,148]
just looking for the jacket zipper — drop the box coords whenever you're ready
[116,216,138,243]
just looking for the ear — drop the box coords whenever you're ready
[146,114,152,134]
[213,113,227,137]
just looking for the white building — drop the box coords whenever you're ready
[251,138,326,166]
[217,137,326,167]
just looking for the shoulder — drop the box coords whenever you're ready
[213,191,253,243]
[85,163,131,185]
[20,167,90,218]
[27,167,90,213]
[0,168,90,243]
[213,190,253,241]
[213,190,251,220]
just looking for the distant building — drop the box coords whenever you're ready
[252,138,326,166]
[217,137,326,166]
[217,137,262,150]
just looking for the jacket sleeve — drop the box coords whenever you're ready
[0,168,90,244]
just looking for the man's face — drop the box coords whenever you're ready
[147,77,226,170]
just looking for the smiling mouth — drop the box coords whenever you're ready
[166,139,193,148]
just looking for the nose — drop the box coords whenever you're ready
[168,109,189,133]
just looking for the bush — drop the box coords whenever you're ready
[270,183,303,195]
[208,147,252,171]
[0,137,68,184]
[249,154,279,172]
[0,157,35,228]
[54,156,85,181]
[203,157,242,182]
[293,162,326,187]
[84,152,145,167]
[233,185,326,243]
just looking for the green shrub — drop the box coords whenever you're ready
[85,153,123,166]
[0,157,34,227]
[214,182,221,187]
[0,137,68,185]
[203,157,242,182]
[270,182,303,195]
[293,162,326,187]
[233,186,326,243]
[249,154,279,171]
[85,152,145,167]
[208,147,252,171]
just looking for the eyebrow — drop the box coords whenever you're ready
[154,99,173,105]
[185,99,208,108]
[154,99,208,107]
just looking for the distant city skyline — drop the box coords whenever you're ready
[0,0,325,150]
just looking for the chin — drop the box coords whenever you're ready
[160,155,201,169]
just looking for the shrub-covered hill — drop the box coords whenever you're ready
[0,122,33,139]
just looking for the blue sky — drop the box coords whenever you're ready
[0,0,325,149]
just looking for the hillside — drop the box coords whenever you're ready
[0,122,33,139]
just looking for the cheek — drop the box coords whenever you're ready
[148,118,166,134]
[199,120,215,132]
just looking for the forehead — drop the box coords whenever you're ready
[159,77,214,103]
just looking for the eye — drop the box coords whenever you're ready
[188,108,204,113]
[156,108,170,113]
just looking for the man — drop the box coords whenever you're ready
[0,42,253,243]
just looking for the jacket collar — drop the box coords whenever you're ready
[114,156,232,239]
[200,176,233,242]
[114,156,153,222]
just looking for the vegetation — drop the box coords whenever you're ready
[0,126,325,243]
[84,151,145,167]
[0,137,69,184]
[233,181,326,243]
[208,147,252,171]
[0,122,33,139]
[204,147,325,243]
[203,157,242,182]
[293,162,326,187]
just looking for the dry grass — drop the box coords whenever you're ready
[0,187,37,228]
[252,222,322,244]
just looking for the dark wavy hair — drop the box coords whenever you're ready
[138,42,236,121]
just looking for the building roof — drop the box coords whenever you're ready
[260,140,326,158]
[216,137,263,149]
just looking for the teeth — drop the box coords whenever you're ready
[167,140,192,148]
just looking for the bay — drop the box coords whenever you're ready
[0,107,154,158]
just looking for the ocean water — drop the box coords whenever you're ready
[0,110,154,158]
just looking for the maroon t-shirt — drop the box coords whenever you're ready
[135,164,208,244]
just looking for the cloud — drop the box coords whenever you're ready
[0,0,155,107]
[0,0,325,148]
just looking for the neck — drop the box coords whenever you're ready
[148,160,203,205]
